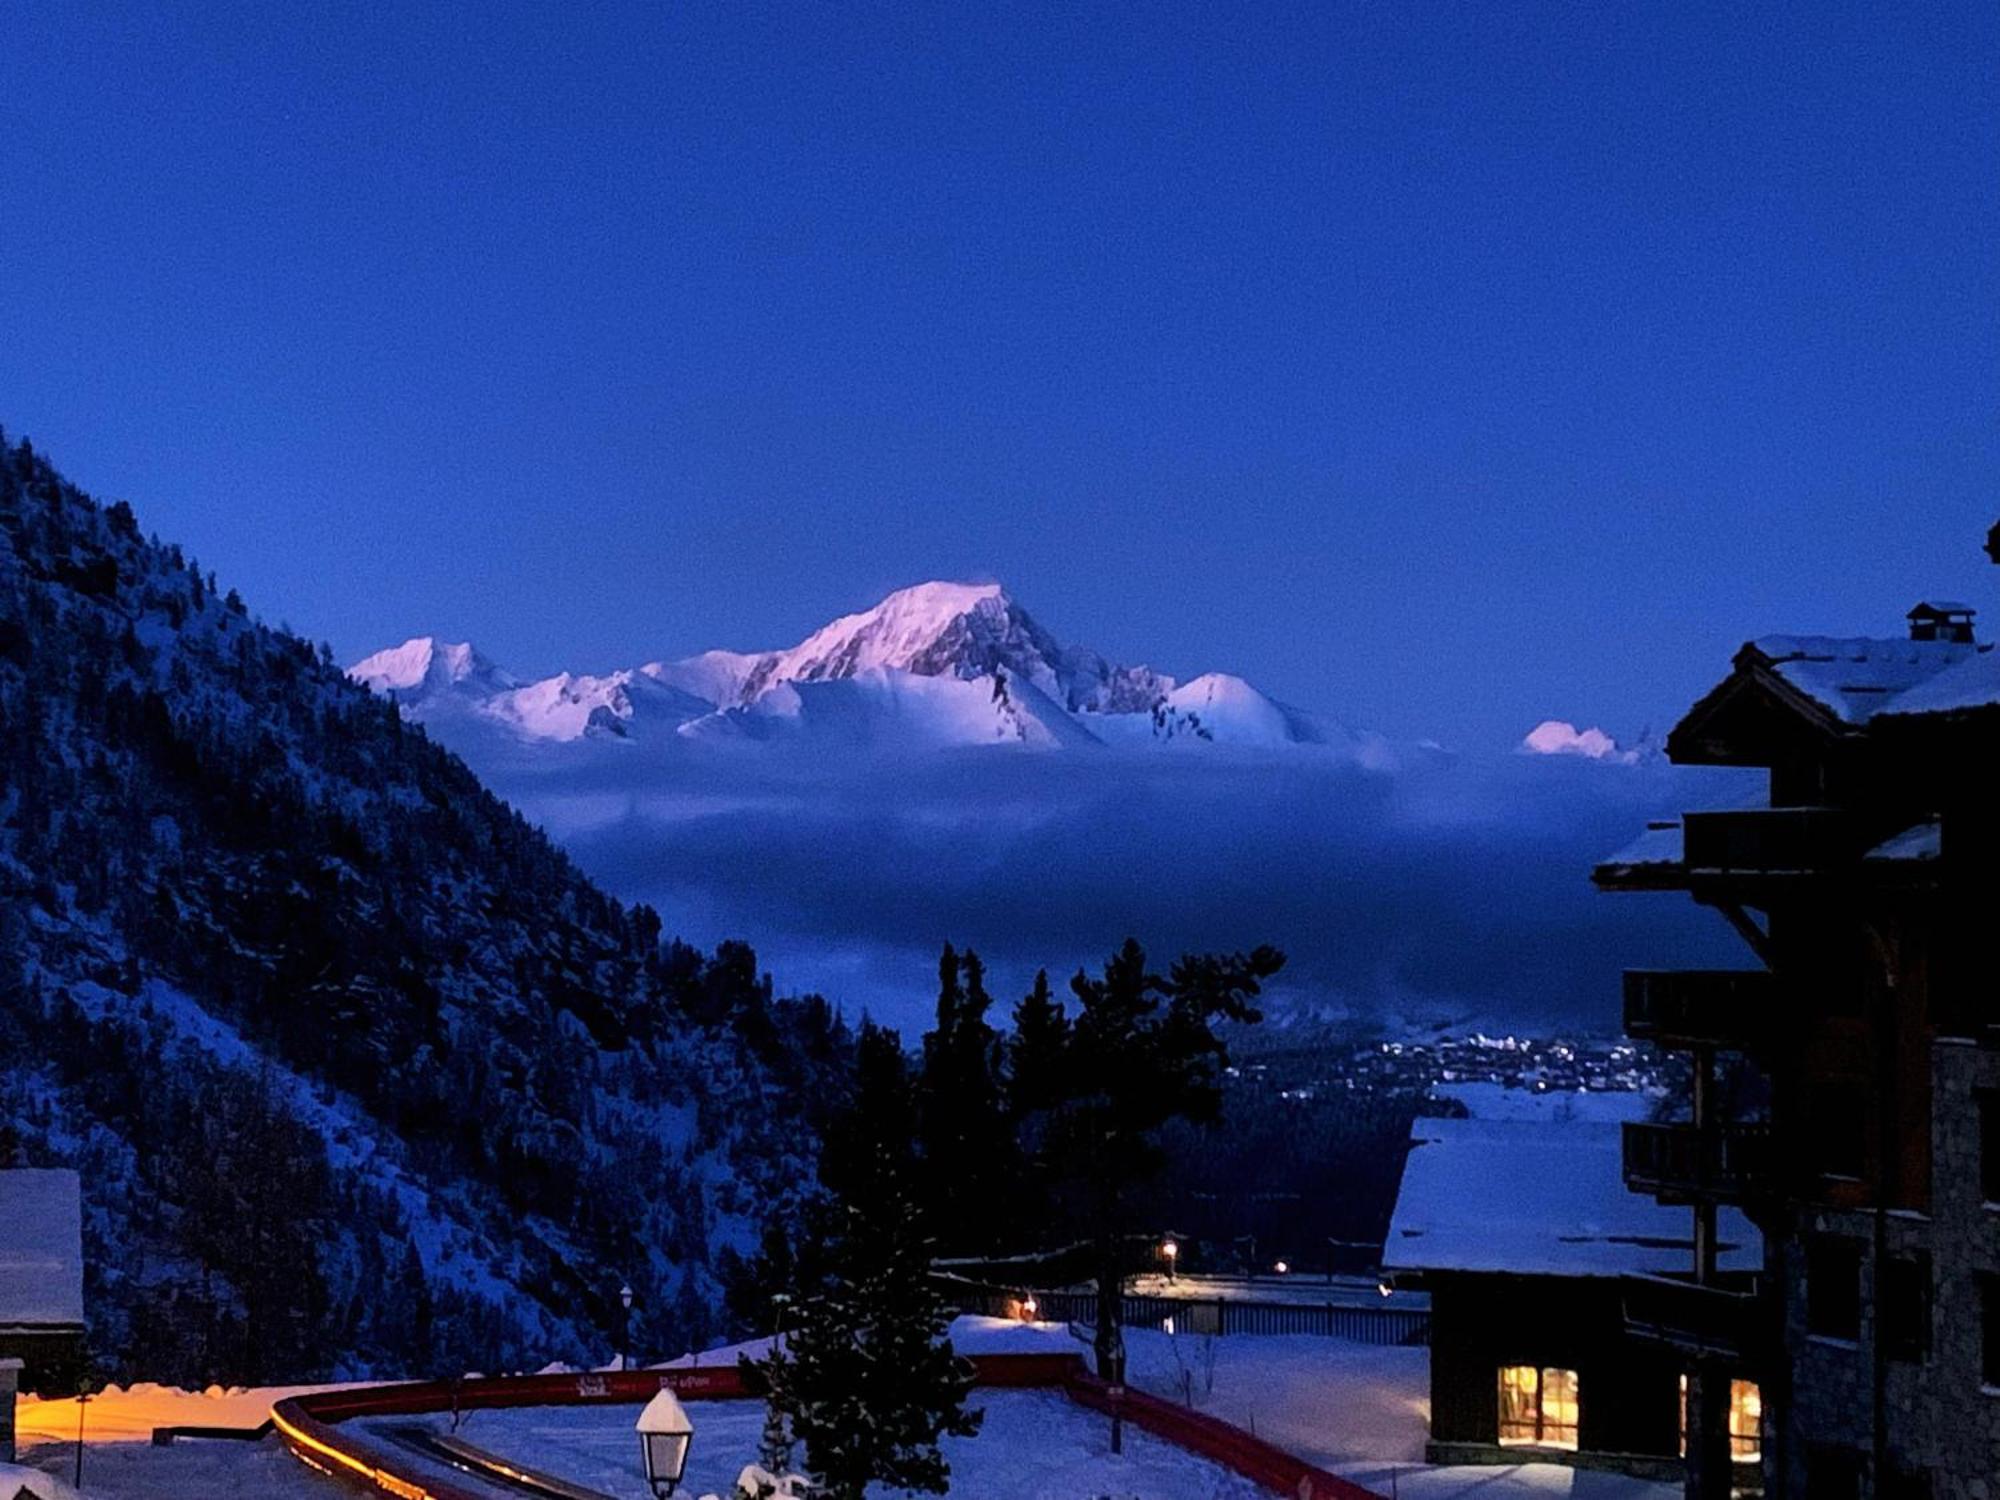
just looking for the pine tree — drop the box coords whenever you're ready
[750,1023,980,1500]
[1045,939,1282,1449]
[1008,968,1067,1115]
[757,1403,794,1478]
[917,945,1020,1253]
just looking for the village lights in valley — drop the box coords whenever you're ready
[637,1386,694,1497]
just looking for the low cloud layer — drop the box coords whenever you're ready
[465,735,1752,1037]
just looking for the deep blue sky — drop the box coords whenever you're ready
[3,1,1995,748]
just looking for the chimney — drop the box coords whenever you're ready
[1908,601,1976,644]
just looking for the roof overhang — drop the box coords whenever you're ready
[1665,646,1849,766]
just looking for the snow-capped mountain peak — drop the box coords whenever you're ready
[738,580,1061,701]
[1519,719,1646,765]
[349,636,517,700]
[352,581,1369,758]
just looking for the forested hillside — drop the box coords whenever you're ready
[0,432,852,1387]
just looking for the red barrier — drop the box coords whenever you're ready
[270,1349,1384,1500]
[1064,1375,1380,1500]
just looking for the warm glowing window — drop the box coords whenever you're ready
[1677,1374,1761,1463]
[1728,1380,1761,1462]
[1497,1365,1579,1450]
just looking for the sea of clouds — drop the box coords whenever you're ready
[458,730,1755,1038]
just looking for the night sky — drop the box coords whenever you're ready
[3,2,1995,749]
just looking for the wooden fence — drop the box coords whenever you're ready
[950,1285,1431,1346]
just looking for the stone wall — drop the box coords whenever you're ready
[1773,1037,2000,1498]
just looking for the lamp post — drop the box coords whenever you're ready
[619,1283,634,1373]
[73,1379,93,1489]
[637,1386,695,1497]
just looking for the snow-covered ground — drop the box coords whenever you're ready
[16,1439,337,1500]
[11,1319,1678,1500]
[438,1389,1266,1500]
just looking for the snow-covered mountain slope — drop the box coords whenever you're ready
[683,666,1103,750]
[0,432,852,1387]
[354,580,1359,756]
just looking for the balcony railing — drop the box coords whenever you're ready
[1679,808,1855,876]
[1621,1273,1765,1363]
[1623,1121,1773,1204]
[1623,970,1773,1049]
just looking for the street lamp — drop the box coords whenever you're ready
[1161,1238,1179,1283]
[637,1386,694,1497]
[1273,1260,1289,1276]
[620,1284,635,1373]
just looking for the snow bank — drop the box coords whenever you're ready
[0,1461,83,1500]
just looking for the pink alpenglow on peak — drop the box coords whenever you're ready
[1519,719,1641,764]
[350,579,1365,755]
[348,636,517,701]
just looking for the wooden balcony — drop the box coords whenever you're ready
[1623,970,1772,1050]
[1623,1121,1773,1205]
[1621,1272,1765,1364]
[1679,807,1855,878]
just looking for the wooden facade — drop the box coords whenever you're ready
[1425,1271,1685,1478]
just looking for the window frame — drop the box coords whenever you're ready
[1882,1251,1931,1363]
[1980,1273,2000,1389]
[1807,1234,1863,1343]
[1496,1363,1580,1451]
[1979,1090,2000,1205]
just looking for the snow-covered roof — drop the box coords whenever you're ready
[1382,1117,1759,1280]
[1752,635,1990,724]
[1431,1082,1662,1125]
[0,1170,84,1328]
[1867,820,1942,863]
[1599,819,1682,870]
[1874,645,2000,719]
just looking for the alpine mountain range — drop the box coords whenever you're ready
[349,580,1399,759]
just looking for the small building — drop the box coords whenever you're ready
[0,1169,85,1460]
[1383,1109,1762,1483]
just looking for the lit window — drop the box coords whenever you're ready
[1729,1379,1761,1463]
[1497,1365,1579,1450]
[1675,1374,1759,1463]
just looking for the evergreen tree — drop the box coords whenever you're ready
[916,945,1019,1253]
[1008,968,1067,1115]
[1044,939,1281,1449]
[756,1403,794,1477]
[750,1023,980,1500]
